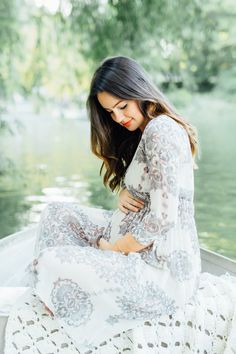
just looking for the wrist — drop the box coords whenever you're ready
[119,186,126,195]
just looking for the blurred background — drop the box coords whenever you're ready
[0,0,235,259]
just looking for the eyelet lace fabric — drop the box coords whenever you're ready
[5,273,236,353]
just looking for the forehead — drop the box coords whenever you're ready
[97,91,123,109]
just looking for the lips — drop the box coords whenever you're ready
[122,119,132,127]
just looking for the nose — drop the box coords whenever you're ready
[112,109,125,124]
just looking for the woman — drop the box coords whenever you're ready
[5,56,236,353]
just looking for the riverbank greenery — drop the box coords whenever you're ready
[0,0,235,179]
[1,0,236,101]
[0,1,236,258]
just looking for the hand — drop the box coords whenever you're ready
[98,235,150,255]
[98,238,114,251]
[113,233,151,254]
[118,188,145,214]
[98,238,127,254]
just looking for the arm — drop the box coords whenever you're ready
[128,116,198,286]
[127,116,182,251]
[100,117,181,255]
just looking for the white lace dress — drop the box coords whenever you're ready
[4,115,236,353]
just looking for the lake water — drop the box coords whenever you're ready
[1,93,236,261]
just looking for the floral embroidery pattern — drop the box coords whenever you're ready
[131,212,175,246]
[107,280,177,324]
[126,184,150,202]
[140,117,181,196]
[52,246,141,288]
[178,189,194,225]
[51,278,93,327]
[35,202,109,253]
[178,188,199,252]
[49,245,131,284]
[167,250,193,282]
[134,140,146,164]
[140,248,168,270]
[139,247,194,282]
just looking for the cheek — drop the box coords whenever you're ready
[128,104,143,120]
[129,107,143,121]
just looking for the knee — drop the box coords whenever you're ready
[36,202,67,253]
[44,201,65,217]
[40,202,72,225]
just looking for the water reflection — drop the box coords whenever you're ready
[0,194,31,237]
[187,94,236,260]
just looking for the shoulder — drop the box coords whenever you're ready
[142,114,184,145]
[144,115,182,136]
[141,115,192,164]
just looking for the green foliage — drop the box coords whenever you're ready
[0,0,22,178]
[0,0,21,98]
[215,67,236,96]
[0,0,236,99]
[68,0,236,92]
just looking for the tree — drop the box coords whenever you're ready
[0,0,21,179]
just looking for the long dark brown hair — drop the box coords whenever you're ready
[86,55,198,192]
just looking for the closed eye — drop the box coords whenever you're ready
[109,104,127,114]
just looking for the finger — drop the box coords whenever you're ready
[127,197,144,208]
[124,202,140,212]
[123,190,144,206]
[119,205,129,214]
[126,194,145,205]
[138,199,145,205]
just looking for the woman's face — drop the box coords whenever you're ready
[97,91,148,132]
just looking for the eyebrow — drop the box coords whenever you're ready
[104,100,124,111]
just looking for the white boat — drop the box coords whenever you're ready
[0,227,236,353]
